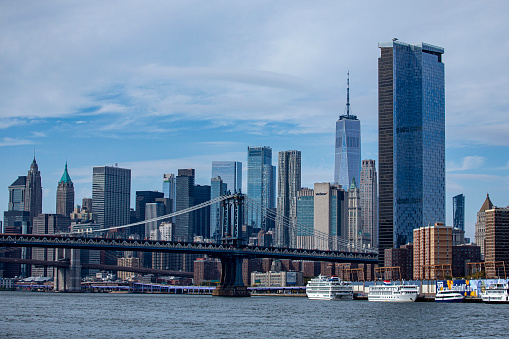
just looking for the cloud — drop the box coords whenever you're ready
[447,156,485,172]
[0,137,32,147]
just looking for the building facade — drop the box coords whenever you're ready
[378,40,445,265]
[162,173,176,217]
[313,183,348,251]
[276,150,301,247]
[453,194,465,231]
[25,157,43,225]
[485,207,509,278]
[56,162,74,217]
[175,169,195,242]
[210,177,227,241]
[194,184,211,239]
[92,166,131,230]
[413,223,452,280]
[334,73,361,189]
[347,178,363,249]
[296,188,314,249]
[247,146,275,231]
[475,194,493,258]
[359,159,378,249]
[211,161,242,193]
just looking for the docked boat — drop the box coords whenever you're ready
[435,289,464,303]
[368,281,419,302]
[481,282,509,303]
[306,275,353,300]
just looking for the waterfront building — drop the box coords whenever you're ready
[2,211,30,277]
[378,40,445,266]
[247,146,276,231]
[413,223,452,280]
[251,270,303,287]
[92,166,131,230]
[211,161,242,193]
[334,73,361,189]
[347,178,363,249]
[485,207,509,278]
[117,256,142,281]
[56,162,74,217]
[452,244,481,277]
[453,194,465,231]
[194,185,211,239]
[25,157,43,225]
[210,177,227,241]
[359,159,378,249]
[384,244,413,280]
[193,258,221,285]
[276,150,301,247]
[475,194,493,258]
[32,214,70,277]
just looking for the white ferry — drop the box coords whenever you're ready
[368,281,419,302]
[306,275,353,300]
[435,289,464,303]
[481,282,509,304]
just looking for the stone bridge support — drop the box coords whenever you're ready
[212,254,249,297]
[54,248,81,292]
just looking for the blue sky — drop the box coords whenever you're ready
[1,1,508,240]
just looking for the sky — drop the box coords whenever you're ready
[1,1,508,240]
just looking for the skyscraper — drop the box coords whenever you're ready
[334,73,361,189]
[145,202,166,239]
[378,40,445,266]
[211,161,242,193]
[247,146,275,231]
[276,150,301,247]
[194,184,211,239]
[347,178,362,249]
[210,176,227,241]
[25,157,43,224]
[360,159,378,248]
[175,169,195,242]
[453,194,465,231]
[8,176,26,212]
[56,162,74,217]
[313,183,348,251]
[475,193,493,258]
[92,166,131,229]
[162,173,176,215]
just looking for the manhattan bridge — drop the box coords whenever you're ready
[0,192,377,296]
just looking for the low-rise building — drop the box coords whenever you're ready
[251,271,303,287]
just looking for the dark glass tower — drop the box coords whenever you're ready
[453,194,465,231]
[378,40,445,265]
[175,169,195,242]
[247,146,275,231]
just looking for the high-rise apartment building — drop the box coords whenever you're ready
[210,176,227,241]
[475,193,493,258]
[175,169,195,242]
[378,40,445,265]
[247,146,275,230]
[92,166,131,229]
[453,194,465,231]
[25,157,43,225]
[56,162,74,217]
[360,159,378,248]
[276,150,301,247]
[484,207,509,278]
[296,188,314,249]
[334,73,361,189]
[413,223,452,280]
[211,161,242,193]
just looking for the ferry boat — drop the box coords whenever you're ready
[368,281,419,302]
[481,282,509,304]
[435,289,464,303]
[305,275,353,300]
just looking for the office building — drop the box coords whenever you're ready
[276,150,301,247]
[485,207,509,278]
[8,176,26,212]
[452,244,481,277]
[475,193,493,258]
[92,166,131,230]
[82,198,93,213]
[175,169,195,242]
[378,40,445,265]
[347,178,363,249]
[117,256,142,281]
[211,161,242,193]
[296,188,314,249]
[453,194,465,231]
[247,146,275,231]
[25,157,43,224]
[360,159,378,248]
[194,184,211,239]
[162,173,176,217]
[335,73,361,189]
[210,177,227,241]
[313,183,348,251]
[145,202,166,240]
[251,271,303,287]
[413,223,452,280]
[134,191,165,237]
[56,162,74,217]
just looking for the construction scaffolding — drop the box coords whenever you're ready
[375,266,402,281]
[467,261,507,279]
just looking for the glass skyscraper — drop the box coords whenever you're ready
[210,176,227,241]
[247,146,275,230]
[453,194,465,231]
[378,40,445,265]
[211,161,242,193]
[334,73,361,189]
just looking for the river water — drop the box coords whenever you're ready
[1,291,507,338]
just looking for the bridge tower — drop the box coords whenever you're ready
[54,248,82,292]
[212,192,250,297]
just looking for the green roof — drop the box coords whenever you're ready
[349,177,357,190]
[60,162,72,184]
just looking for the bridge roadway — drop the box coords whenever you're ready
[0,234,378,264]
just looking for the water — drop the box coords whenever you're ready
[1,291,507,338]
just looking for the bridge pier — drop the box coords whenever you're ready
[212,254,249,297]
[54,248,81,292]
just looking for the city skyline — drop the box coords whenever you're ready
[1,2,509,242]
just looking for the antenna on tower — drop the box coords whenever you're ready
[346,71,350,118]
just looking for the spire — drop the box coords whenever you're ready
[479,193,493,212]
[59,161,72,184]
[30,155,38,172]
[346,71,350,118]
[349,176,357,190]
